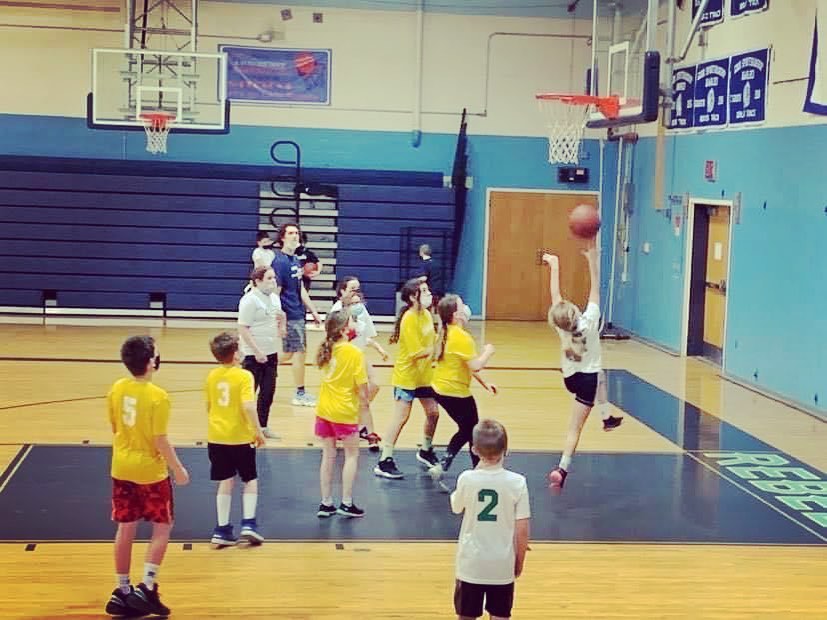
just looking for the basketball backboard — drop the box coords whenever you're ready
[87,48,229,133]
[587,0,661,128]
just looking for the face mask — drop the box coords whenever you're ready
[350,303,365,317]
[153,354,161,371]
[420,292,433,309]
[346,327,358,341]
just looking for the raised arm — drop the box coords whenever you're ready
[542,254,562,306]
[582,243,599,306]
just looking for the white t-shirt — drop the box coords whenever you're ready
[252,247,276,269]
[329,300,377,351]
[237,288,282,356]
[450,465,531,585]
[554,301,602,377]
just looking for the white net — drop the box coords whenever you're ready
[537,97,591,165]
[142,115,173,154]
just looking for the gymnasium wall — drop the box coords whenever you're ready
[0,1,598,313]
[609,2,827,414]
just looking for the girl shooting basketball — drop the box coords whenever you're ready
[542,244,622,493]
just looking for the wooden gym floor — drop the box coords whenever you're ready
[0,319,825,619]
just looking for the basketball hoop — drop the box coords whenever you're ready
[536,94,619,164]
[139,112,175,155]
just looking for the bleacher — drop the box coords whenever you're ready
[0,157,457,319]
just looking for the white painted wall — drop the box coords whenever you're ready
[634,0,826,137]
[0,2,593,137]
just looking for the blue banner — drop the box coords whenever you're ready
[694,58,729,127]
[219,46,331,105]
[731,0,768,17]
[670,65,696,129]
[729,48,769,125]
[693,0,724,26]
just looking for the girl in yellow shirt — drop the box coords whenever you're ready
[374,278,440,480]
[315,310,370,518]
[428,294,496,480]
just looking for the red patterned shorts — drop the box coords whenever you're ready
[111,477,174,524]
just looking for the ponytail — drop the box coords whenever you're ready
[435,294,460,361]
[316,310,349,368]
[390,278,423,345]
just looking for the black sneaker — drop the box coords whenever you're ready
[317,503,337,518]
[337,502,365,518]
[603,415,623,431]
[416,448,439,468]
[126,583,170,617]
[373,457,404,479]
[105,586,143,617]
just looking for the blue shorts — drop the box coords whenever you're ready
[393,386,437,402]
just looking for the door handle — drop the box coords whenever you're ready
[705,280,727,293]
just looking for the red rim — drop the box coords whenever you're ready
[139,112,175,128]
[535,93,620,119]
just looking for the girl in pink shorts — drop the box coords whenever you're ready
[314,310,371,518]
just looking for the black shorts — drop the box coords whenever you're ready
[563,371,598,407]
[208,443,257,483]
[454,580,514,618]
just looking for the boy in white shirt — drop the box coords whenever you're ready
[450,419,530,620]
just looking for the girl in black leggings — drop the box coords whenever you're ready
[428,294,497,479]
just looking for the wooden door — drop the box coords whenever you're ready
[703,206,730,359]
[486,191,599,320]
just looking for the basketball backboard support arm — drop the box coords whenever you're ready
[125,0,198,53]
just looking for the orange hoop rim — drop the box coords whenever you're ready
[535,93,620,119]
[139,112,176,129]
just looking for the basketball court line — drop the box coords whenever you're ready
[0,444,32,495]
[684,451,827,543]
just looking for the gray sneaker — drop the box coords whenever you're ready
[291,391,317,407]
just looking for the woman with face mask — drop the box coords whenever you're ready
[237,266,286,440]
[427,295,497,481]
[374,278,440,480]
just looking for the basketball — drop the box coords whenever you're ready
[303,262,320,278]
[568,204,601,239]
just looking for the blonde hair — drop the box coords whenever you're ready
[549,301,587,363]
[316,310,349,368]
[473,419,508,459]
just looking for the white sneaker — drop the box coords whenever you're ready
[262,428,279,439]
[291,392,317,407]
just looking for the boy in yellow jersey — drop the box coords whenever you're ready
[375,278,440,479]
[205,332,267,547]
[105,336,189,619]
[429,295,496,481]
[314,310,371,518]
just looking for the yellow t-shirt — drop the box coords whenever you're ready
[205,365,256,445]
[432,324,478,398]
[107,378,171,484]
[391,308,435,390]
[317,341,368,424]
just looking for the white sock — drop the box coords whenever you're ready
[322,496,333,506]
[342,496,353,506]
[143,563,159,589]
[242,493,257,520]
[216,494,231,526]
[116,574,130,594]
[559,455,572,471]
[599,405,611,420]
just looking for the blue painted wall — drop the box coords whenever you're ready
[0,113,603,315]
[611,124,827,413]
